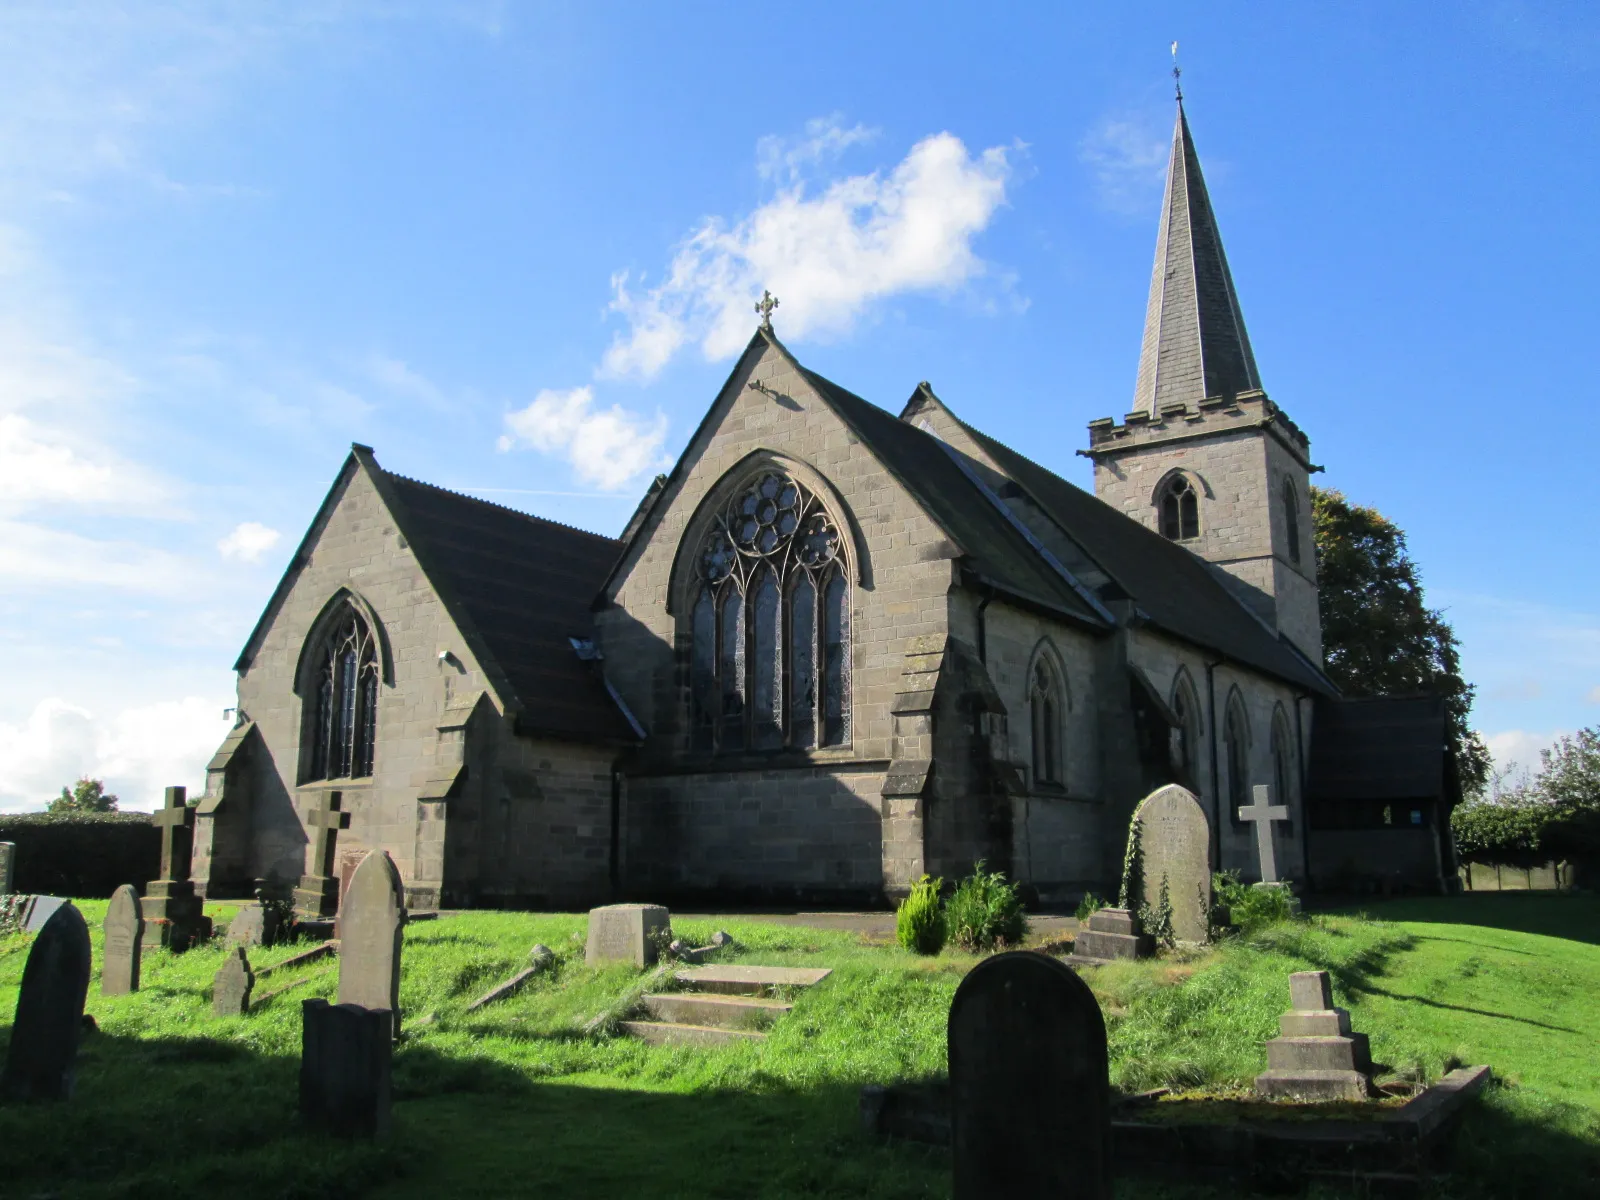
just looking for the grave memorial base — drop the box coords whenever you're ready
[1255,971,1372,1103]
[1072,908,1153,962]
[299,999,392,1138]
[586,903,671,967]
[294,876,341,920]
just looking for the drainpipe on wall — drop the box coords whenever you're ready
[1205,658,1224,871]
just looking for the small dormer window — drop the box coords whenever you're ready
[1159,475,1199,541]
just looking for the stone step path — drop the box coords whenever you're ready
[620,964,831,1046]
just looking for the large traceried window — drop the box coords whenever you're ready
[690,470,850,753]
[309,605,379,780]
[1030,657,1063,786]
[1158,474,1200,541]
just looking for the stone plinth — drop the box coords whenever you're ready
[299,999,392,1138]
[1255,970,1371,1102]
[1072,908,1153,961]
[141,879,207,950]
[586,903,670,967]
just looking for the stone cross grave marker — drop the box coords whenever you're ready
[948,950,1111,1200]
[586,903,670,967]
[101,884,144,996]
[144,785,205,948]
[1238,784,1291,884]
[214,947,256,1016]
[0,840,14,896]
[300,998,393,1138]
[1,902,92,1102]
[336,850,405,1035]
[295,791,351,918]
[1132,783,1212,943]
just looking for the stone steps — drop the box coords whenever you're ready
[672,964,832,996]
[642,992,792,1030]
[618,1020,769,1046]
[620,964,830,1046]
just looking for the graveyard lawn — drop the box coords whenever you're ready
[0,896,1594,1199]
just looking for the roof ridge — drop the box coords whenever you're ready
[381,469,620,544]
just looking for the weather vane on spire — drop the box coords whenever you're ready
[1171,41,1183,101]
[755,289,779,332]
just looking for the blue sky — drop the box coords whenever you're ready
[1,2,1596,811]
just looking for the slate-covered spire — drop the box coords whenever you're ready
[1131,101,1262,414]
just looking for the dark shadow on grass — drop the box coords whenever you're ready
[1413,934,1539,956]
[1324,894,1600,947]
[1345,985,1582,1034]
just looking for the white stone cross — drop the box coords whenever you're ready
[1238,784,1290,884]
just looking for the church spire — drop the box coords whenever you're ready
[1131,100,1262,415]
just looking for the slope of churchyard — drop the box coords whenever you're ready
[1,896,1598,1198]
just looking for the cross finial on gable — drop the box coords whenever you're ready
[755,290,779,332]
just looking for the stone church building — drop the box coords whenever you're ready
[192,101,1456,911]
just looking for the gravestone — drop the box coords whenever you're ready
[1071,907,1152,961]
[101,885,144,996]
[585,903,670,967]
[144,785,207,949]
[228,889,281,949]
[336,850,406,1035]
[23,895,69,933]
[1132,783,1213,943]
[0,840,14,896]
[1,903,92,1102]
[948,950,1111,1200]
[1256,970,1372,1102]
[294,791,351,919]
[300,998,393,1138]
[213,947,256,1016]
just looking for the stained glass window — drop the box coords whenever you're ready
[309,606,379,781]
[689,469,848,752]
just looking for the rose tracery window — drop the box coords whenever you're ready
[690,471,850,752]
[309,606,379,780]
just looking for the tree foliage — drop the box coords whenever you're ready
[49,777,120,814]
[1311,488,1490,794]
[1452,728,1600,863]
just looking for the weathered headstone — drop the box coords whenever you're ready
[586,903,670,967]
[1238,784,1290,885]
[0,840,15,896]
[101,885,144,996]
[1132,783,1213,943]
[1256,970,1372,1102]
[213,947,256,1016]
[1,902,93,1102]
[144,785,207,949]
[948,950,1111,1200]
[295,791,351,919]
[23,895,69,934]
[299,998,392,1138]
[228,891,281,949]
[336,850,405,1035]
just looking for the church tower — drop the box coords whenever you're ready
[1083,99,1323,663]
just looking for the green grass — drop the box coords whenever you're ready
[1,897,1597,1198]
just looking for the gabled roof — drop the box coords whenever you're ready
[236,447,636,745]
[943,416,1333,694]
[1307,695,1450,802]
[1133,100,1262,414]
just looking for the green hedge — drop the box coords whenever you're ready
[0,812,160,897]
[1452,797,1600,868]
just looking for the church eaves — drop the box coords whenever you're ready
[1132,101,1262,414]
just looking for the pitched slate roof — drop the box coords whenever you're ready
[373,468,637,743]
[1307,695,1450,802]
[790,359,1108,629]
[948,418,1333,694]
[1132,100,1262,415]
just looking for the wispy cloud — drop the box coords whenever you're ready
[1079,112,1170,215]
[756,114,876,184]
[1483,728,1566,778]
[498,386,668,491]
[217,521,281,562]
[0,519,198,593]
[599,120,1017,381]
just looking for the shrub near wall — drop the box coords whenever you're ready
[0,812,160,897]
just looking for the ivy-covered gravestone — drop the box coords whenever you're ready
[1123,784,1212,945]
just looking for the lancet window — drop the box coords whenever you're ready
[1158,474,1200,541]
[1224,695,1251,828]
[1030,657,1063,786]
[690,470,850,753]
[1282,479,1302,565]
[309,606,379,780]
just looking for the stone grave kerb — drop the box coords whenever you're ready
[295,791,352,919]
[336,849,406,1036]
[948,950,1111,1200]
[1,902,93,1102]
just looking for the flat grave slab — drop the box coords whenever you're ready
[673,965,831,994]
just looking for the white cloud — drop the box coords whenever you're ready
[366,354,451,412]
[499,386,668,491]
[0,694,230,813]
[1483,729,1566,778]
[0,411,177,515]
[1588,685,1600,704]
[0,518,194,593]
[217,521,282,562]
[1079,113,1170,215]
[599,127,1015,381]
[756,115,876,183]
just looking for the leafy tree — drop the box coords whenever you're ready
[1311,488,1490,795]
[1535,728,1600,811]
[1451,728,1600,864]
[49,778,120,813]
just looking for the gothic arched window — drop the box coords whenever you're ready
[1271,707,1296,835]
[690,470,850,753]
[309,606,379,780]
[1159,474,1200,541]
[1282,479,1302,565]
[1030,657,1063,786]
[1169,673,1200,785]
[1224,694,1251,828]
